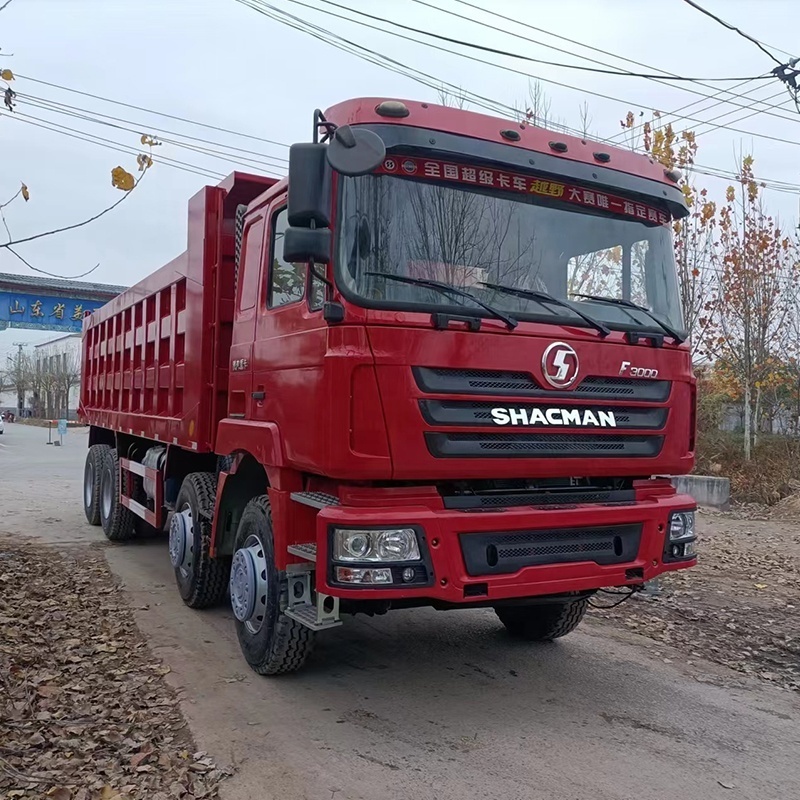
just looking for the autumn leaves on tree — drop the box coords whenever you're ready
[622,111,800,457]
[0,8,159,279]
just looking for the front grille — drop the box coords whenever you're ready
[460,523,642,575]
[442,488,636,509]
[419,400,667,429]
[413,367,670,402]
[426,432,663,459]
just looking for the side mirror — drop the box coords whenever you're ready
[283,226,331,265]
[287,143,331,228]
[326,126,386,177]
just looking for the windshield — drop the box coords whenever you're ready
[337,158,685,334]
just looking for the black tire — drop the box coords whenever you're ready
[99,450,137,542]
[232,495,315,676]
[83,444,110,526]
[495,597,589,641]
[173,473,230,608]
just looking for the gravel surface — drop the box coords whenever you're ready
[594,510,800,692]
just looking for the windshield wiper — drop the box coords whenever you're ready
[480,281,610,337]
[365,272,518,330]
[571,294,685,343]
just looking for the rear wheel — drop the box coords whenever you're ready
[170,472,230,608]
[495,597,589,641]
[99,450,137,541]
[83,444,110,525]
[230,495,315,675]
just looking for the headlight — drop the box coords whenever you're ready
[665,510,697,561]
[333,528,421,562]
[669,510,695,541]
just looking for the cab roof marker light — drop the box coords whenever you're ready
[376,100,409,118]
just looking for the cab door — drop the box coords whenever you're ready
[228,212,266,420]
[250,198,329,468]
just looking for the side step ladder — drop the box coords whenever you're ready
[285,542,342,631]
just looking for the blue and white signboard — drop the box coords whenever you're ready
[0,291,104,332]
[57,419,68,436]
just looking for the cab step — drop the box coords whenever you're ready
[290,491,340,509]
[287,542,316,562]
[285,597,342,631]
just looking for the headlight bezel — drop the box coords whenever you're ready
[333,527,422,563]
[664,509,697,562]
[327,524,434,589]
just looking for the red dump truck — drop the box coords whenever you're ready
[80,98,697,675]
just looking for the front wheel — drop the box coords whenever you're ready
[230,495,315,675]
[495,597,589,641]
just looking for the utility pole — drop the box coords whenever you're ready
[10,342,28,417]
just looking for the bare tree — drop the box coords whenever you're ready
[437,86,470,110]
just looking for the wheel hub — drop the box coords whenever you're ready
[101,469,113,519]
[169,508,193,570]
[84,461,94,508]
[230,535,268,632]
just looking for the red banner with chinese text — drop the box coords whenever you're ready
[376,156,670,225]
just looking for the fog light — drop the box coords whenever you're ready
[332,528,421,562]
[335,566,393,584]
[402,567,416,582]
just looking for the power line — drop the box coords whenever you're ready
[14,73,292,150]
[310,0,769,82]
[235,0,550,133]
[680,0,788,65]
[16,96,287,175]
[1,112,226,181]
[243,0,800,154]
[19,92,289,164]
[428,0,800,135]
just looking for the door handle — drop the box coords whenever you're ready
[251,391,265,401]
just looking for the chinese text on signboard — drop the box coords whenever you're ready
[0,292,103,331]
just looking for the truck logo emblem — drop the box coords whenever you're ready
[541,342,579,389]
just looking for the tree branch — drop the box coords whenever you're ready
[6,244,100,280]
[0,0,15,12]
[0,164,149,251]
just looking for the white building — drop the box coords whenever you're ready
[0,333,82,418]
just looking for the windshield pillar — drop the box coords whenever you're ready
[622,247,632,302]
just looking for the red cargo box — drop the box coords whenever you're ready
[80,172,277,452]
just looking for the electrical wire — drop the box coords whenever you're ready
[1,112,226,181]
[427,1,800,137]
[235,0,558,134]
[14,73,291,150]
[680,0,788,65]
[18,92,289,165]
[242,0,800,154]
[16,96,288,175]
[311,0,769,82]
[588,588,639,609]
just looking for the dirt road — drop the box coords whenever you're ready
[2,421,799,800]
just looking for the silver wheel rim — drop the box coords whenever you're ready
[101,467,113,519]
[230,534,268,634]
[84,460,94,509]
[169,505,194,574]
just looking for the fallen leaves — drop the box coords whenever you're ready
[590,512,800,693]
[0,538,231,799]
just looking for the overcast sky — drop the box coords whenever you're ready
[2,0,799,357]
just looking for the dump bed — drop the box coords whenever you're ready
[80,172,277,452]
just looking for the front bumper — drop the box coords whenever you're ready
[314,489,696,603]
